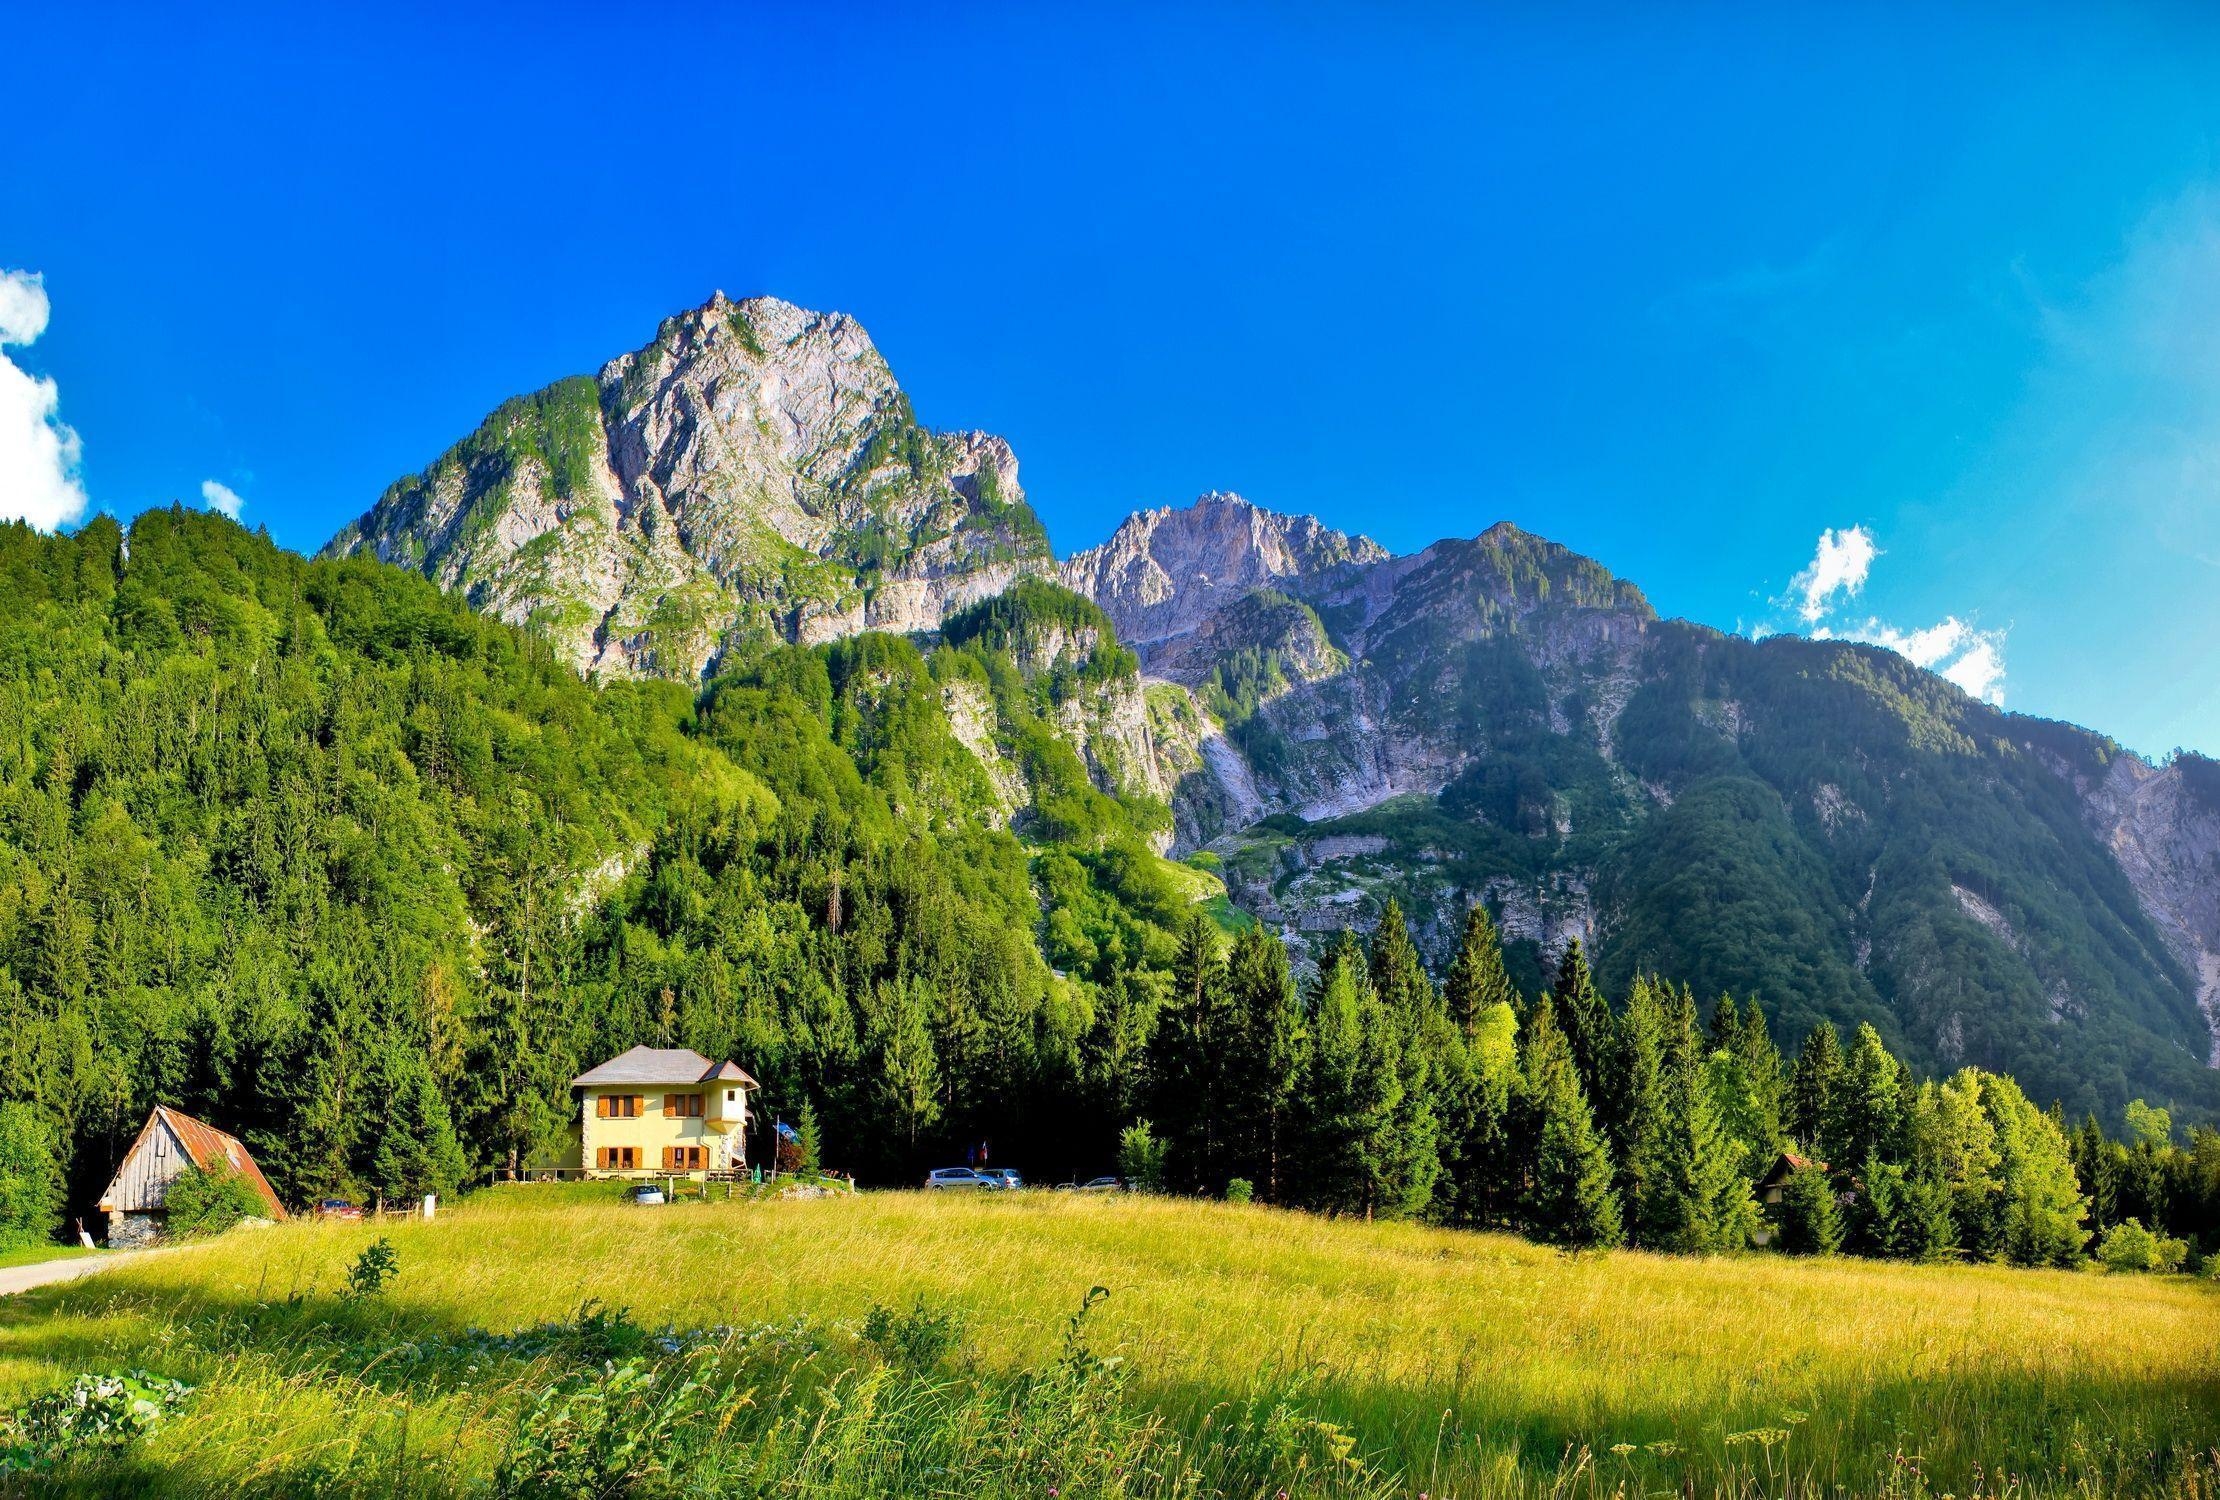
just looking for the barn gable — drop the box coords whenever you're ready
[97,1106,287,1228]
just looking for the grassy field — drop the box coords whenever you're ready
[0,1246,92,1272]
[1,1187,2214,1496]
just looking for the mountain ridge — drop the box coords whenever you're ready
[329,292,2220,1122]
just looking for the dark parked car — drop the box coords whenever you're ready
[314,1198,363,1220]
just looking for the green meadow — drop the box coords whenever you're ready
[2,1187,2214,1497]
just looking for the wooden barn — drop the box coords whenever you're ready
[97,1106,287,1248]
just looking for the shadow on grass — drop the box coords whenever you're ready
[3,1269,2217,1500]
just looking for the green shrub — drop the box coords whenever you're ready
[1773,1164,1843,1255]
[859,1296,966,1372]
[345,1237,400,1299]
[1118,1121,1169,1194]
[0,1370,193,1474]
[2097,1218,2188,1274]
[161,1163,268,1239]
[1225,1177,1255,1204]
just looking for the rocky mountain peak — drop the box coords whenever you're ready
[328,293,1047,679]
[1058,491,1387,652]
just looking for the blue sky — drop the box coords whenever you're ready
[7,3,2220,755]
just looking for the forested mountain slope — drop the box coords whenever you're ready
[1098,501,2220,1124]
[0,511,1204,1215]
[323,295,2220,1130]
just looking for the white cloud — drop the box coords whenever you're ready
[0,270,87,532]
[201,479,244,520]
[1785,525,2008,706]
[1819,615,2009,706]
[1787,525,1878,623]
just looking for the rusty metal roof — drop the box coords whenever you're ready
[99,1107,288,1220]
[571,1045,759,1089]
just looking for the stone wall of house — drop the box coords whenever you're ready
[106,1210,161,1249]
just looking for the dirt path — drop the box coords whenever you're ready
[0,1251,153,1298]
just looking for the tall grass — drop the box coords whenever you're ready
[2,1187,2214,1496]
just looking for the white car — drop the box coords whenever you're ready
[924,1167,1002,1191]
[627,1184,666,1205]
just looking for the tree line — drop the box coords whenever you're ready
[1112,899,2220,1269]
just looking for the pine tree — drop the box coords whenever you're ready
[1149,914,1235,1193]
[794,1100,823,1177]
[1773,1161,1843,1254]
[1831,1023,1905,1178]
[1443,904,1519,1040]
[1438,905,1521,1226]
[1786,1022,1845,1157]
[1551,939,1614,1107]
[1223,924,1306,1201]
[1367,899,1435,1021]
[1611,977,1673,1245]
[1518,996,1623,1248]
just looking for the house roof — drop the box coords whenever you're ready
[99,1106,288,1220]
[1762,1150,1828,1182]
[571,1045,760,1089]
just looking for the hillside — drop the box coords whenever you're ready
[325,296,2220,1125]
[0,510,1203,1219]
[1,1190,2214,1495]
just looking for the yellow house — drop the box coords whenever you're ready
[572,1046,759,1176]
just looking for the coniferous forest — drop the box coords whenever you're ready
[1,509,2215,1271]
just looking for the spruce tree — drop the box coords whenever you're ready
[1773,1162,1843,1254]
[1367,899,1434,1021]
[1439,905,1521,1225]
[1729,996,1787,1149]
[1223,924,1306,1201]
[1147,914,1235,1193]
[1519,996,1623,1249]
[1297,943,1420,1217]
[1551,939,1614,1107]
[1978,1071,2089,1267]
[1786,1022,1845,1158]
[1831,1023,1905,1178]
[1611,977,1673,1245]
[1443,903,1519,1041]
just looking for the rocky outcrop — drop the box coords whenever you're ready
[329,293,1050,678]
[1059,493,1386,655]
[2083,754,2220,1062]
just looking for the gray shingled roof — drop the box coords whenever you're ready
[571,1045,760,1088]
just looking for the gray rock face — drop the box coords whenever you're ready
[2083,755,2220,1062]
[328,293,1048,678]
[1059,493,1387,655]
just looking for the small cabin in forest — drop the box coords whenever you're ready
[97,1106,287,1248]
[571,1046,759,1176]
[1751,1150,1827,1247]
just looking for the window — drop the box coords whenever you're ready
[662,1093,703,1118]
[596,1146,639,1170]
[594,1095,642,1119]
[725,1089,738,1107]
[661,1145,706,1170]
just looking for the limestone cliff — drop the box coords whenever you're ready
[328,293,1049,678]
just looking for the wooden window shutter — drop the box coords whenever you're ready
[596,1095,609,1119]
